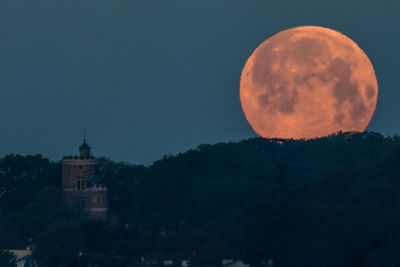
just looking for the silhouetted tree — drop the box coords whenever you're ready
[0,249,16,267]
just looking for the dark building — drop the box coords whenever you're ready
[61,139,108,219]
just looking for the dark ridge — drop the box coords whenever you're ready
[1,131,400,266]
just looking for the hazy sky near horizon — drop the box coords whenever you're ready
[0,0,398,164]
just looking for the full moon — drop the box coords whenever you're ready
[240,26,378,139]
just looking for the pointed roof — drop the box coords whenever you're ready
[79,139,90,150]
[79,129,90,150]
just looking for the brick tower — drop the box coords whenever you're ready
[61,138,108,220]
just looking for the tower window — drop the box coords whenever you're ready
[76,196,85,208]
[76,176,85,191]
[80,196,85,208]
[93,195,99,204]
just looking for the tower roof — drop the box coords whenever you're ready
[79,139,90,150]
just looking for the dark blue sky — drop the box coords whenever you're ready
[0,0,398,164]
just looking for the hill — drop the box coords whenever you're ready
[1,131,400,266]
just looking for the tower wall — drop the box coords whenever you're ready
[62,158,96,189]
[61,141,108,220]
[87,186,108,219]
[61,157,96,209]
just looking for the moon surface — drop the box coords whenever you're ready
[240,26,378,139]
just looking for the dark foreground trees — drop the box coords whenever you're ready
[0,250,16,267]
[2,132,400,266]
[33,220,83,267]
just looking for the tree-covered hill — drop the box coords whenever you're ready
[1,131,400,267]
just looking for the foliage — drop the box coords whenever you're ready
[32,220,84,267]
[0,249,16,267]
[0,154,60,215]
[2,132,400,266]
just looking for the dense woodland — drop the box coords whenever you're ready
[1,131,400,266]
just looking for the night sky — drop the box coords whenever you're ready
[0,0,398,164]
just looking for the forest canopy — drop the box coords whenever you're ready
[1,131,400,267]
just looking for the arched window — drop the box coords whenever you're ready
[93,194,99,205]
[77,176,81,190]
[80,196,85,208]
[76,176,86,190]
[76,196,85,208]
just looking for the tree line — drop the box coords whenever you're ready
[1,131,400,266]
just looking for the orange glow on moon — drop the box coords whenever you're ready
[240,26,378,139]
